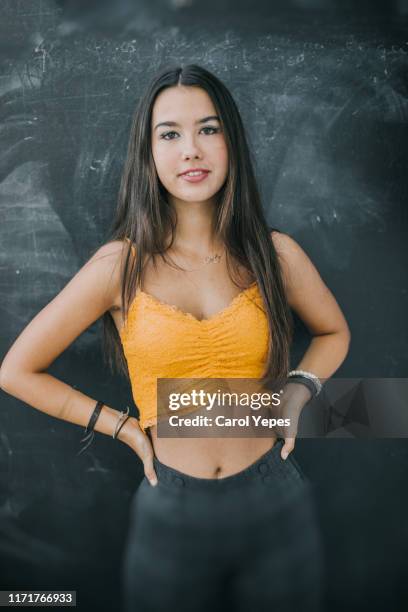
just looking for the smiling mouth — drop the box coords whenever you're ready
[180,170,210,177]
[179,171,210,183]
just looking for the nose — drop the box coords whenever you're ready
[181,135,202,160]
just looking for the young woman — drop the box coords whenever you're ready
[0,64,351,611]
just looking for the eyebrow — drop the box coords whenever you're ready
[154,115,220,131]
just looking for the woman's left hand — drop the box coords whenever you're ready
[273,381,313,460]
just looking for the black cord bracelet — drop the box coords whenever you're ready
[77,400,104,456]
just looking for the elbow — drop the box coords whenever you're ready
[0,373,9,395]
[315,325,351,345]
[337,323,351,347]
[0,362,14,394]
[0,360,22,395]
[340,325,352,360]
[333,318,351,347]
[344,324,352,347]
[0,355,43,395]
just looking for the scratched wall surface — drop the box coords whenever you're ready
[0,1,408,611]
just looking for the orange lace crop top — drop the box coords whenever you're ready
[119,241,270,433]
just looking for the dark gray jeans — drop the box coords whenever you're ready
[121,439,325,612]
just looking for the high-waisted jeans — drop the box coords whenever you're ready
[121,438,325,612]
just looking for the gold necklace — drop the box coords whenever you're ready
[204,253,222,264]
[172,247,225,272]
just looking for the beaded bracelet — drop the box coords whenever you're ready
[287,369,322,397]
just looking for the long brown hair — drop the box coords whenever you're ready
[102,63,293,389]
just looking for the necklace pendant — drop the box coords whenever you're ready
[205,253,222,264]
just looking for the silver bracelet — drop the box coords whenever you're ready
[287,369,323,396]
[113,405,130,439]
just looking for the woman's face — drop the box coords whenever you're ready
[151,85,229,207]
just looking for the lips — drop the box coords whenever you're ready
[179,168,210,177]
[180,170,210,183]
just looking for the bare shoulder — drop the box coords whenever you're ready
[271,229,301,255]
[88,238,136,272]
[270,230,309,284]
[88,239,126,264]
[270,228,322,301]
[88,240,129,309]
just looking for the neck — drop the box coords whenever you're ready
[167,196,223,254]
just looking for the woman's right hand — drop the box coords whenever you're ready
[118,417,158,486]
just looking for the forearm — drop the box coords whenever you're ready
[294,330,351,380]
[275,332,350,449]
[0,371,139,446]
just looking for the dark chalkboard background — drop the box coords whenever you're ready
[1,1,407,611]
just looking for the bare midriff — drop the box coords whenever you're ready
[148,426,278,479]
